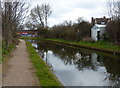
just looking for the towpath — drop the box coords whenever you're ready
[3,39,39,86]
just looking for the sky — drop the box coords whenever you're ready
[30,0,109,27]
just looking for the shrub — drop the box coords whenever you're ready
[82,38,95,43]
[101,33,109,41]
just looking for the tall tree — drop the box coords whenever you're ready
[2,1,29,47]
[44,4,52,28]
[107,0,120,20]
[30,4,52,28]
[106,0,120,44]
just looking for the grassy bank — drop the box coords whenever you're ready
[46,38,120,54]
[20,37,120,54]
[19,37,43,40]
[26,41,62,87]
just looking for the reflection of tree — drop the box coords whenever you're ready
[99,56,120,86]
[34,40,120,86]
[36,40,97,70]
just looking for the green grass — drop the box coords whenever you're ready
[19,36,43,40]
[2,41,16,62]
[26,41,62,87]
[19,37,120,53]
[46,38,120,53]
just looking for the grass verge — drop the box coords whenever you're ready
[26,41,62,87]
[19,37,43,40]
[46,38,120,54]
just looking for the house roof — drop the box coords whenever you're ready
[91,16,110,26]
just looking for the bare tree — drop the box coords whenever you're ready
[107,0,120,20]
[25,21,36,30]
[106,0,120,44]
[30,4,52,28]
[0,1,2,41]
[2,0,29,47]
[44,4,52,28]
[50,19,92,41]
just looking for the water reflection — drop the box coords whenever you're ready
[30,40,120,86]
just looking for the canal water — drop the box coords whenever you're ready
[29,40,120,86]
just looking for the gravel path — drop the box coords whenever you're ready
[3,39,39,86]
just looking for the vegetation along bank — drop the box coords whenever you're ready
[46,38,120,55]
[26,41,62,87]
[20,37,120,55]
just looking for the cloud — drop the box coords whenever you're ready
[30,0,108,27]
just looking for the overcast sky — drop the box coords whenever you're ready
[30,0,108,27]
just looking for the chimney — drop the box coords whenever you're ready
[91,17,94,26]
[103,16,106,19]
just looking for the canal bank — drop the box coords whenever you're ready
[26,41,63,86]
[45,38,120,55]
[20,37,120,55]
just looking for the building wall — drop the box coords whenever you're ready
[91,28,98,41]
[99,28,105,36]
[91,27,105,41]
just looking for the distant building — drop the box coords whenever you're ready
[91,16,110,41]
[91,24,106,41]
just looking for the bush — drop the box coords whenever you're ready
[82,38,95,43]
[2,41,15,56]
[106,20,120,44]
[101,33,109,41]
[37,27,50,38]
[50,20,92,41]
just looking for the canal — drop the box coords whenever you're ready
[29,40,120,86]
